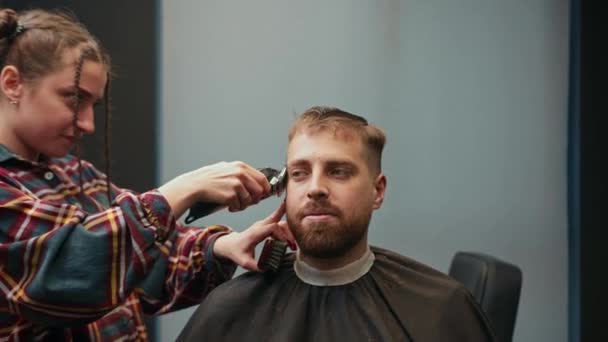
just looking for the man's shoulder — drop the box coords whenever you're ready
[371,245,457,283]
[370,246,495,340]
[205,254,297,301]
[184,255,297,331]
[370,245,468,302]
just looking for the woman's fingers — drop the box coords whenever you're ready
[260,201,286,223]
[226,164,272,212]
[277,221,297,250]
[214,204,297,272]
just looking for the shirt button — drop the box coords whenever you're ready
[44,172,54,180]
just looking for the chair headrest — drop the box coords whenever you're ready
[449,252,522,342]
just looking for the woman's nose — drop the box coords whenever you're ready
[76,106,95,135]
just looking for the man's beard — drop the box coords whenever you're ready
[287,201,371,259]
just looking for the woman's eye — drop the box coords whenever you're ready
[63,93,77,102]
[64,96,76,106]
[62,92,77,99]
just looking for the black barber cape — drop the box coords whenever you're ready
[178,246,497,342]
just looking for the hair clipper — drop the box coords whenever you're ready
[184,167,287,224]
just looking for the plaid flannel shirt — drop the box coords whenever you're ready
[0,145,236,341]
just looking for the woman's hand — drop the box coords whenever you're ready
[158,161,271,217]
[212,202,296,272]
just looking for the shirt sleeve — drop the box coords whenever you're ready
[0,177,236,327]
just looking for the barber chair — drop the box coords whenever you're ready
[448,252,522,342]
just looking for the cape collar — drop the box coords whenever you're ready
[294,246,375,286]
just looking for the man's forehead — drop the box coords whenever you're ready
[290,127,363,142]
[287,131,364,164]
[292,125,361,140]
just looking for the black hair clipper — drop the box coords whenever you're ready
[184,167,287,224]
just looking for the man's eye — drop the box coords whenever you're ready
[290,170,307,179]
[330,168,350,177]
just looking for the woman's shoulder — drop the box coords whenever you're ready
[49,154,108,184]
[50,154,99,172]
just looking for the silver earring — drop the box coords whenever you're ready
[9,99,18,105]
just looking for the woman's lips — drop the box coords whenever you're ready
[62,136,77,144]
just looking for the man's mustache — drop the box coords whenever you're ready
[297,201,341,218]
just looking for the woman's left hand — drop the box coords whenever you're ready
[212,202,296,271]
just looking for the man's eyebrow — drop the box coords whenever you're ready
[287,159,310,168]
[287,159,356,168]
[326,160,356,168]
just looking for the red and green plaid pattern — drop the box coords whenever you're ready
[0,145,235,341]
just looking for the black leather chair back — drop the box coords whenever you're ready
[448,252,522,342]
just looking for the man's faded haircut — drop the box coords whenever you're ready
[288,106,386,173]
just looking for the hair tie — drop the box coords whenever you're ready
[8,24,26,41]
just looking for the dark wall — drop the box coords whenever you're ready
[1,0,158,193]
[579,1,608,341]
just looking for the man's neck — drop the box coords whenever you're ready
[297,235,369,271]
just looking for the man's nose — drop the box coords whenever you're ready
[307,173,329,200]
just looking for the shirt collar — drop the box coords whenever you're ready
[0,144,17,163]
[0,144,49,166]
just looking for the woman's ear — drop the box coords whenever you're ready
[1,65,24,102]
[372,172,387,210]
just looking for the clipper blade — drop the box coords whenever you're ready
[258,167,287,198]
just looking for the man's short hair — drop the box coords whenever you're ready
[288,106,386,173]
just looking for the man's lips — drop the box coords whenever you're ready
[304,211,334,216]
[302,214,335,224]
[300,207,339,220]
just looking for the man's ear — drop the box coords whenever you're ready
[372,172,387,209]
[1,65,24,102]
